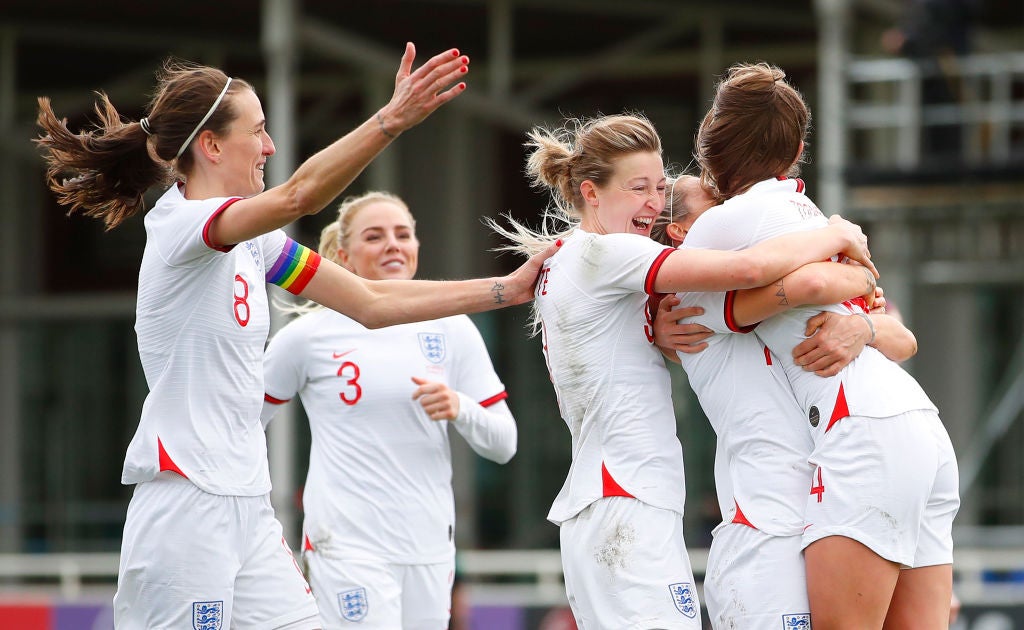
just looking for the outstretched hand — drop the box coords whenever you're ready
[380,43,470,135]
[500,239,563,306]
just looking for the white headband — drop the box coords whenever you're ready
[175,77,233,159]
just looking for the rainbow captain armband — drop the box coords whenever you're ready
[266,238,321,295]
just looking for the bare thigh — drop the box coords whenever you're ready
[805,535,900,630]
[883,564,953,630]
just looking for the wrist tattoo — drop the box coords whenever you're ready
[376,111,396,139]
[492,281,506,304]
[774,279,789,306]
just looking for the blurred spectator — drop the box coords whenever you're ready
[881,0,982,165]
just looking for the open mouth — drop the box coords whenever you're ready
[632,217,653,230]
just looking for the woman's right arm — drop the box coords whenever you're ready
[210,44,469,247]
[651,217,876,294]
[730,261,877,328]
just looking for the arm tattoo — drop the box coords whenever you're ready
[492,281,506,304]
[863,266,877,295]
[774,278,789,306]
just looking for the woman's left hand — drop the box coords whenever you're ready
[412,376,460,421]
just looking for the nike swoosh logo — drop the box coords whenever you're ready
[332,350,355,359]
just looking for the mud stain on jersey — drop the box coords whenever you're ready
[594,522,637,574]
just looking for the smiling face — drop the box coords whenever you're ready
[338,200,419,281]
[579,151,666,237]
[218,88,275,197]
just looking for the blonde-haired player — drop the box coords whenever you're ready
[263,192,517,629]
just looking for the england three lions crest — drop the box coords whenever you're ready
[668,582,697,618]
[338,587,368,622]
[418,333,446,364]
[784,613,811,627]
[193,600,223,630]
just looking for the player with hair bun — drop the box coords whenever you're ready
[490,112,875,629]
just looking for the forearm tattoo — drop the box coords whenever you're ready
[774,278,789,306]
[492,281,506,304]
[863,266,877,295]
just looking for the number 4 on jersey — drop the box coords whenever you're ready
[810,466,825,503]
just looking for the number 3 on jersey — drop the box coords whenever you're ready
[337,360,362,405]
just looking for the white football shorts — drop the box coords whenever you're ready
[303,548,454,630]
[802,409,959,568]
[705,523,811,629]
[559,496,702,630]
[114,472,320,629]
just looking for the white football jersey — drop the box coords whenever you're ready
[263,309,512,564]
[686,177,936,447]
[124,183,289,496]
[673,287,812,536]
[536,229,685,524]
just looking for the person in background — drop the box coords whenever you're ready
[35,45,554,629]
[262,191,518,629]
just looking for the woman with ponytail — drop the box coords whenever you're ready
[36,46,554,630]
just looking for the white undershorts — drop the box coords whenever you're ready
[802,409,960,568]
[559,496,702,630]
[705,523,810,629]
[114,472,320,630]
[303,548,454,630]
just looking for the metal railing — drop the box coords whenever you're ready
[846,52,1024,169]
[1,547,1021,606]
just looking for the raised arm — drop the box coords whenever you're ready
[651,216,876,295]
[210,44,469,246]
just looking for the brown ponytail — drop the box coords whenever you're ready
[34,58,252,229]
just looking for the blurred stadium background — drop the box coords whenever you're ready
[0,0,1022,628]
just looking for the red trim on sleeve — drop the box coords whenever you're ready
[157,437,188,479]
[731,500,757,529]
[825,382,850,433]
[303,534,315,552]
[479,391,508,408]
[264,393,290,405]
[724,291,757,333]
[601,462,635,499]
[643,248,676,295]
[201,197,245,252]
